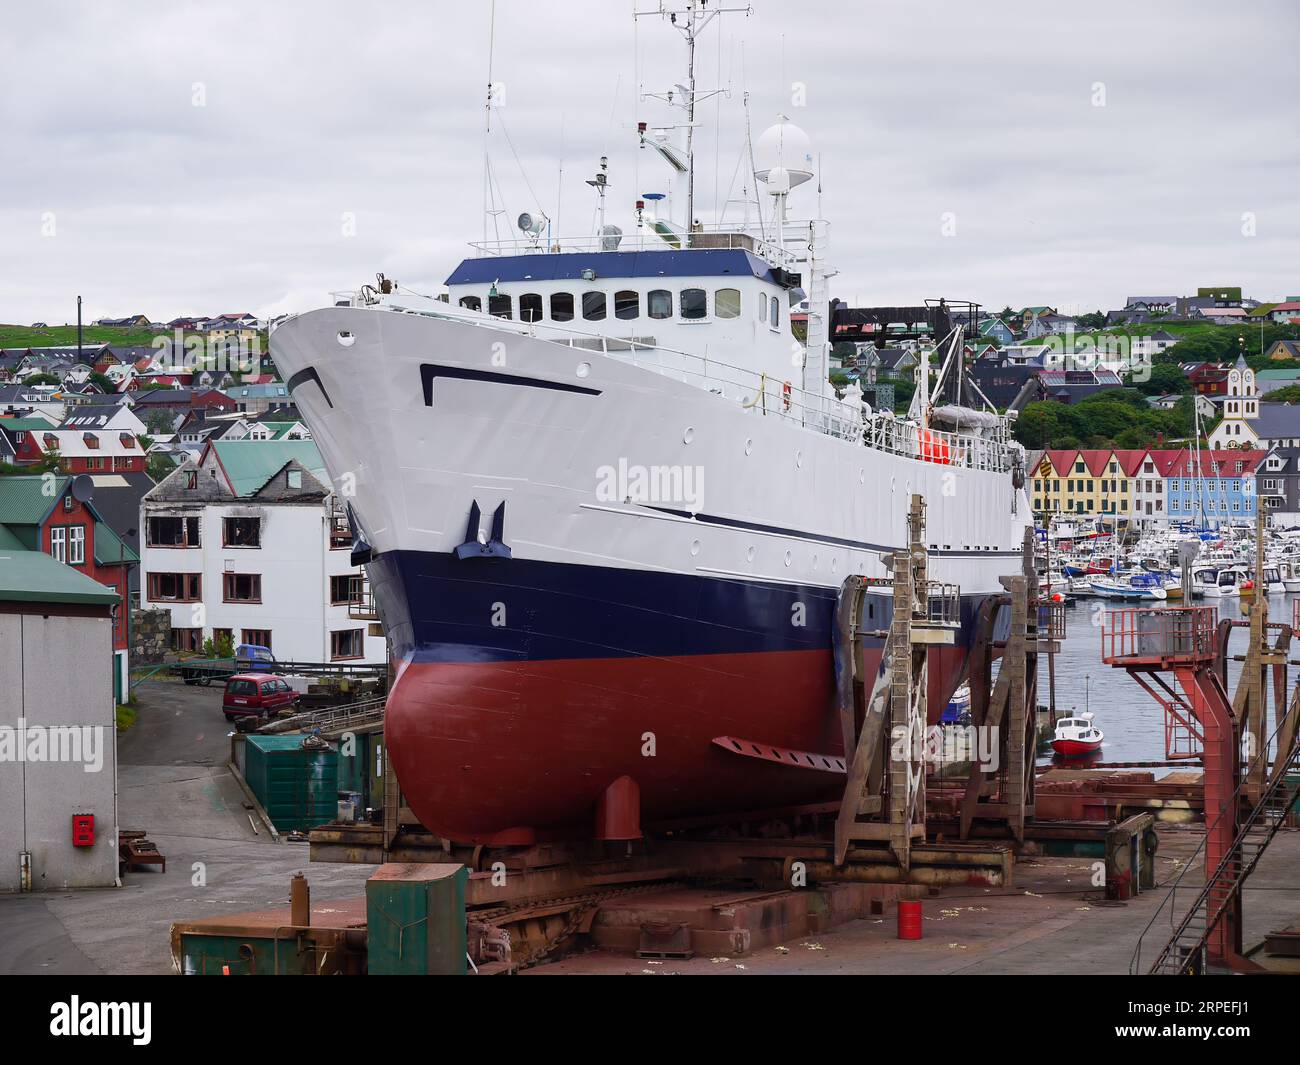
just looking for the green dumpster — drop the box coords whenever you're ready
[243,734,338,833]
[366,864,467,975]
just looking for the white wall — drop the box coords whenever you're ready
[140,499,384,664]
[0,611,119,892]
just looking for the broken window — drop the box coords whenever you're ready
[149,572,201,601]
[147,514,200,547]
[223,516,261,547]
[330,628,364,660]
[223,572,262,602]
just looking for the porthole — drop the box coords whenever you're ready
[690,539,701,557]
[783,550,792,567]
[576,362,591,379]
[683,427,695,444]
[336,331,356,347]
[746,546,756,563]
[796,450,803,469]
[744,438,753,455]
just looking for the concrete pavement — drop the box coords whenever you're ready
[0,681,378,975]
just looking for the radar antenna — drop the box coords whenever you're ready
[634,1,752,239]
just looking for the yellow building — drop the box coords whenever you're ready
[1032,449,1142,518]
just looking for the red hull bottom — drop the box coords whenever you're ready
[1051,739,1102,757]
[385,646,967,844]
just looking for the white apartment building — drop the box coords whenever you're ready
[1131,452,1166,526]
[139,439,384,663]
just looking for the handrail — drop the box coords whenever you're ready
[466,221,809,269]
[1131,700,1300,973]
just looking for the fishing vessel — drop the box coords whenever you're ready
[269,5,1033,844]
[1087,570,1168,601]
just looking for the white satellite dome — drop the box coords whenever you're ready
[754,119,814,190]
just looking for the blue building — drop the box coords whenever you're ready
[1159,448,1264,524]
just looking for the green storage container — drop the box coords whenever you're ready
[243,735,339,833]
[366,864,467,975]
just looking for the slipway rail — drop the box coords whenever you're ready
[129,657,387,690]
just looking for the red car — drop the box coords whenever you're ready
[223,673,299,722]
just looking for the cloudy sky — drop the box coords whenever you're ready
[2,0,1297,325]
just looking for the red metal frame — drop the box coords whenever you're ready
[1101,605,1240,961]
[1101,606,1218,665]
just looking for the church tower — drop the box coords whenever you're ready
[1217,353,1259,446]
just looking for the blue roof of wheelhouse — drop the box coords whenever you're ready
[445,248,780,286]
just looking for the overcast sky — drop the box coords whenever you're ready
[2,0,1297,325]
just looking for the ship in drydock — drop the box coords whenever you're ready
[270,3,1033,845]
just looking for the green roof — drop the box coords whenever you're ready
[0,547,119,606]
[0,475,68,526]
[0,417,57,432]
[211,440,326,496]
[93,520,138,565]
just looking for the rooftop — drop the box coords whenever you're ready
[446,248,782,287]
[209,439,327,496]
[0,546,119,606]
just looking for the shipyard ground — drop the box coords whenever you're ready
[1,680,1297,976]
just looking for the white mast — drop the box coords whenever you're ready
[635,1,751,237]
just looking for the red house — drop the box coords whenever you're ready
[1186,362,1230,396]
[131,386,236,414]
[13,428,147,473]
[0,475,138,698]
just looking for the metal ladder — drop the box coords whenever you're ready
[1134,711,1300,974]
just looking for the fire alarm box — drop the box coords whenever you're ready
[72,814,95,847]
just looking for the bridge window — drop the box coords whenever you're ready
[614,290,640,320]
[715,288,741,319]
[648,289,673,319]
[519,293,543,323]
[769,296,780,328]
[488,292,512,319]
[550,292,574,321]
[681,288,707,320]
[459,295,481,312]
[582,292,607,321]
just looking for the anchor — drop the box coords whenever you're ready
[454,500,512,560]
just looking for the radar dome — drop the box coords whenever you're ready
[754,120,813,189]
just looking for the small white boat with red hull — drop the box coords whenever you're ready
[1051,712,1103,758]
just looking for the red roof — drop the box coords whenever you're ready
[1270,301,1300,312]
[1044,449,1079,475]
[1115,449,1148,476]
[1148,448,1266,478]
[1079,449,1113,477]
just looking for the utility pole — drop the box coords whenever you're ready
[77,295,83,361]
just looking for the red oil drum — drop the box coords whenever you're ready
[897,899,923,940]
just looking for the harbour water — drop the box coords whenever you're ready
[1036,595,1294,764]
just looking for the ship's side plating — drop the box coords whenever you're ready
[271,302,1032,843]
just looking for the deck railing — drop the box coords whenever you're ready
[467,221,803,270]
[1101,606,1219,664]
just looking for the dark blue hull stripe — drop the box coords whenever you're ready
[420,363,601,403]
[368,550,994,665]
[645,505,1025,558]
